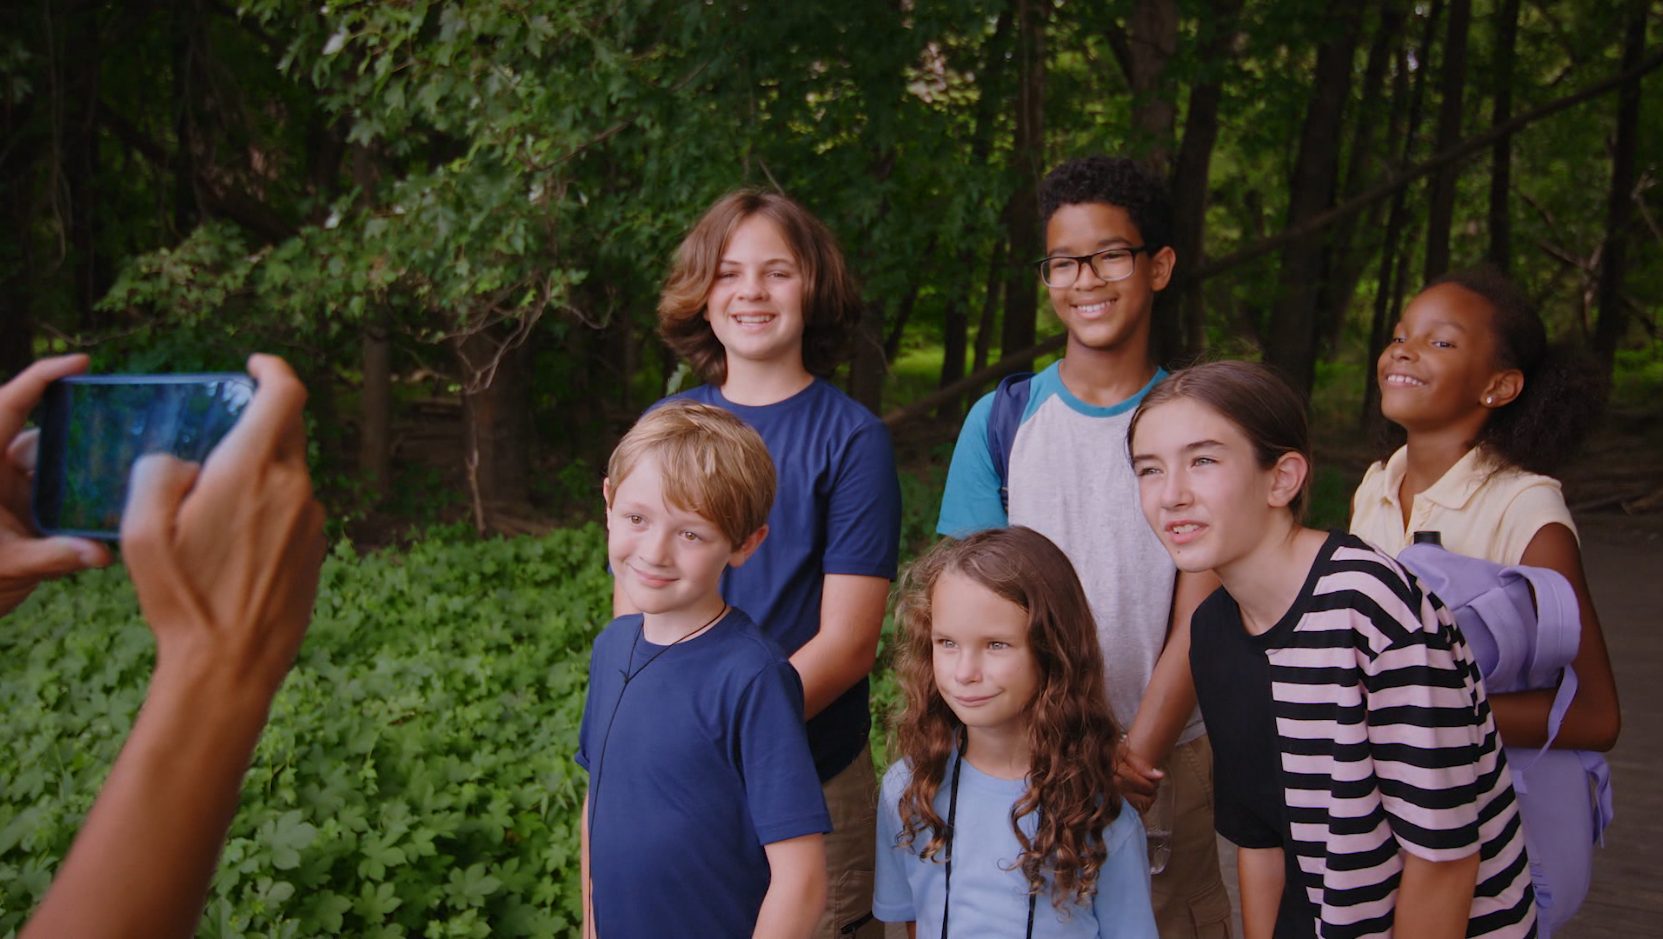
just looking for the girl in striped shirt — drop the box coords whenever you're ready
[1127,361,1536,939]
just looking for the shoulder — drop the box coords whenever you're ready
[880,758,913,806]
[1312,534,1439,645]
[711,609,794,668]
[1101,804,1145,854]
[591,614,643,656]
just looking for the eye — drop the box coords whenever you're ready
[1192,456,1217,467]
[1095,248,1131,262]
[679,530,703,542]
[1388,335,1405,344]
[987,640,1010,651]
[716,269,738,280]
[934,637,956,649]
[1431,339,1455,349]
[624,513,645,525]
[1135,464,1161,478]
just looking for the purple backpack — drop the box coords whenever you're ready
[1399,543,1613,937]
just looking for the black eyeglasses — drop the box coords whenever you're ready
[1034,245,1151,287]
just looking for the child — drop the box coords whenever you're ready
[874,526,1159,939]
[1351,268,1620,931]
[937,155,1229,935]
[1128,361,1537,938]
[638,189,902,938]
[579,400,829,938]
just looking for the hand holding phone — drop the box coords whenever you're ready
[0,354,111,618]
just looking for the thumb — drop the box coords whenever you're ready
[1,534,110,580]
[120,454,200,556]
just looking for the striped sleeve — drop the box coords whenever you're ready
[1358,566,1489,861]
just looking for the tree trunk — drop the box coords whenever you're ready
[63,0,104,329]
[1486,0,1521,271]
[1111,0,1179,174]
[846,302,887,413]
[1593,0,1647,369]
[1168,0,1242,363]
[1422,0,1471,280]
[1362,10,1440,435]
[360,316,392,500]
[455,327,535,534]
[999,0,1047,360]
[170,0,200,237]
[1264,7,1364,397]
[1316,1,1404,356]
[973,233,1007,374]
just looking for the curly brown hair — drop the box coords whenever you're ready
[657,189,862,385]
[890,527,1124,909]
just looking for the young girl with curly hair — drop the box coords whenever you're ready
[1352,268,1620,931]
[874,526,1157,938]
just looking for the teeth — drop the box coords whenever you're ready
[1171,523,1200,534]
[1074,301,1110,315]
[734,314,774,325]
[1383,374,1425,387]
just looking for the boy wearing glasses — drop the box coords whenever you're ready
[937,156,1231,938]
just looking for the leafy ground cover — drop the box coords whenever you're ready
[1,526,610,937]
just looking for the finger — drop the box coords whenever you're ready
[0,533,111,578]
[0,355,89,445]
[212,354,307,469]
[7,428,38,474]
[120,454,200,556]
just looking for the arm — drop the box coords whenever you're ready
[1118,567,1217,812]
[1392,850,1480,939]
[1487,522,1620,750]
[752,833,828,939]
[580,791,595,939]
[1237,847,1286,939]
[790,573,888,718]
[23,354,324,938]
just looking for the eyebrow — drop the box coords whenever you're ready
[1130,439,1227,462]
[1047,238,1134,255]
[718,256,798,267]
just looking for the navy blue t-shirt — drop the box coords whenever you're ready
[669,380,902,779]
[577,609,830,938]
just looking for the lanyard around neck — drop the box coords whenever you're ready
[940,751,1037,939]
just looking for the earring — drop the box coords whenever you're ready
[1484,396,1494,405]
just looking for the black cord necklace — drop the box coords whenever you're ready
[587,604,728,933]
[940,748,1038,939]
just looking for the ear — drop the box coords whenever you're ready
[1481,369,1524,409]
[1148,245,1177,292]
[1266,451,1310,510]
[601,477,615,526]
[727,524,769,569]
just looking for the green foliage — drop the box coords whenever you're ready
[0,527,612,937]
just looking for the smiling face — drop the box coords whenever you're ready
[929,571,1042,742]
[606,454,757,630]
[703,214,808,376]
[1378,283,1516,433]
[1043,202,1174,355]
[1131,397,1300,575]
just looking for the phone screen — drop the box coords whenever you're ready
[32,374,256,539]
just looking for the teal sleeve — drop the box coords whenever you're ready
[936,391,1008,537]
[1093,809,1158,939]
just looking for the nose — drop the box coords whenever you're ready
[1071,260,1106,289]
[954,648,982,685]
[637,526,673,564]
[737,270,766,299]
[1160,467,1191,510]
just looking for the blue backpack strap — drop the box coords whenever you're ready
[984,372,1034,515]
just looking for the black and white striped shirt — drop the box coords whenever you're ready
[1193,532,1537,938]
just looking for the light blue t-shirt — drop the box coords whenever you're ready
[874,757,1157,939]
[936,363,1199,742]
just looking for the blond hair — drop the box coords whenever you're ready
[607,400,775,546]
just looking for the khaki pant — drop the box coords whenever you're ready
[815,745,884,939]
[1151,735,1233,939]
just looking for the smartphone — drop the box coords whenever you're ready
[31,374,257,540]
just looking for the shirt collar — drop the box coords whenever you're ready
[1387,445,1494,512]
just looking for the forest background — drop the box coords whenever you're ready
[1,0,1659,936]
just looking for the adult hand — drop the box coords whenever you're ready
[0,354,112,618]
[121,353,325,698]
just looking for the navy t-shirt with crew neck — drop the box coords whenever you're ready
[668,378,902,780]
[576,608,830,938]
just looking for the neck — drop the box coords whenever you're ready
[1215,518,1327,637]
[1399,425,1480,502]
[640,597,728,645]
[961,724,1031,780]
[720,359,814,406]
[1058,338,1156,407]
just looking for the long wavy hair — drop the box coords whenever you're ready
[891,527,1124,909]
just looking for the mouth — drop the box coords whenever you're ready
[628,566,675,588]
[1165,521,1205,545]
[1071,298,1115,318]
[731,312,776,326]
[1381,372,1426,388]
[950,693,996,708]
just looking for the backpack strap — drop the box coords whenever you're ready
[984,372,1034,515]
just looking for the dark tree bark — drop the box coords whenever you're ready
[1264,6,1364,396]
[1593,0,1648,369]
[1316,1,1405,355]
[1168,0,1243,363]
[973,233,1007,374]
[938,8,1014,420]
[62,0,105,329]
[1486,0,1522,271]
[998,0,1047,361]
[1423,0,1472,279]
[170,0,201,237]
[845,303,888,413]
[1108,0,1180,174]
[455,328,535,534]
